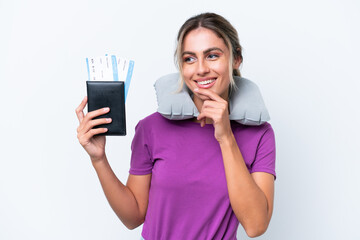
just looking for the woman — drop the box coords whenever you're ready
[76,13,276,240]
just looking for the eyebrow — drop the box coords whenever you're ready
[182,47,224,56]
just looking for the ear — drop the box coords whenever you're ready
[233,55,242,69]
[233,48,242,69]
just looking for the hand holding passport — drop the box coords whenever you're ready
[85,55,134,136]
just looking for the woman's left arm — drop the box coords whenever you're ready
[219,136,274,238]
[194,88,274,238]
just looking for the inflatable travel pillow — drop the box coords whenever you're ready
[154,73,270,126]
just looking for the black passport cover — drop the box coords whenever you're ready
[86,81,126,136]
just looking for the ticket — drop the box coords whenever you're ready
[86,54,134,102]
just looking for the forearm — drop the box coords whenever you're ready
[92,156,143,229]
[219,134,269,237]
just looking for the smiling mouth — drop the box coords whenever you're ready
[196,79,216,85]
[195,78,216,85]
[194,78,217,89]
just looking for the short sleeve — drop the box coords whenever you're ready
[129,120,154,175]
[250,124,277,180]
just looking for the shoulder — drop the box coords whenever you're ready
[231,121,275,142]
[232,121,274,133]
[258,122,275,139]
[134,112,192,146]
[256,122,274,136]
[135,112,174,133]
[138,112,169,126]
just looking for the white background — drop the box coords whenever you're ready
[1,0,359,239]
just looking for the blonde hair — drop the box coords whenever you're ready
[174,13,243,91]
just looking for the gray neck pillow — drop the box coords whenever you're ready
[154,73,270,126]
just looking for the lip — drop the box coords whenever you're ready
[194,77,217,89]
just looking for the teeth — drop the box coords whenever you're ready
[198,79,216,85]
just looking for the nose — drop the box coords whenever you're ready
[197,59,210,76]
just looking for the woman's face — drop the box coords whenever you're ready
[181,27,237,101]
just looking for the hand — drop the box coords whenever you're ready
[75,96,111,162]
[194,88,233,143]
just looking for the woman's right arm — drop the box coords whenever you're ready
[75,96,150,229]
[92,159,151,229]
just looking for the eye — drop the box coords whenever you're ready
[207,53,219,60]
[183,56,196,63]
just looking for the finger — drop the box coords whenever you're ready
[79,128,108,145]
[85,107,110,122]
[85,127,108,139]
[201,118,206,127]
[78,107,110,133]
[75,96,87,123]
[193,88,225,102]
[202,99,228,110]
[197,108,222,122]
[196,113,206,126]
[201,101,229,119]
[81,117,112,134]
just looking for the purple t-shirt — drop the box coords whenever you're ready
[129,112,276,240]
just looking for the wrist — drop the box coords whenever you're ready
[218,132,236,147]
[91,154,108,168]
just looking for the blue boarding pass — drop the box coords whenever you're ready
[86,54,134,102]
